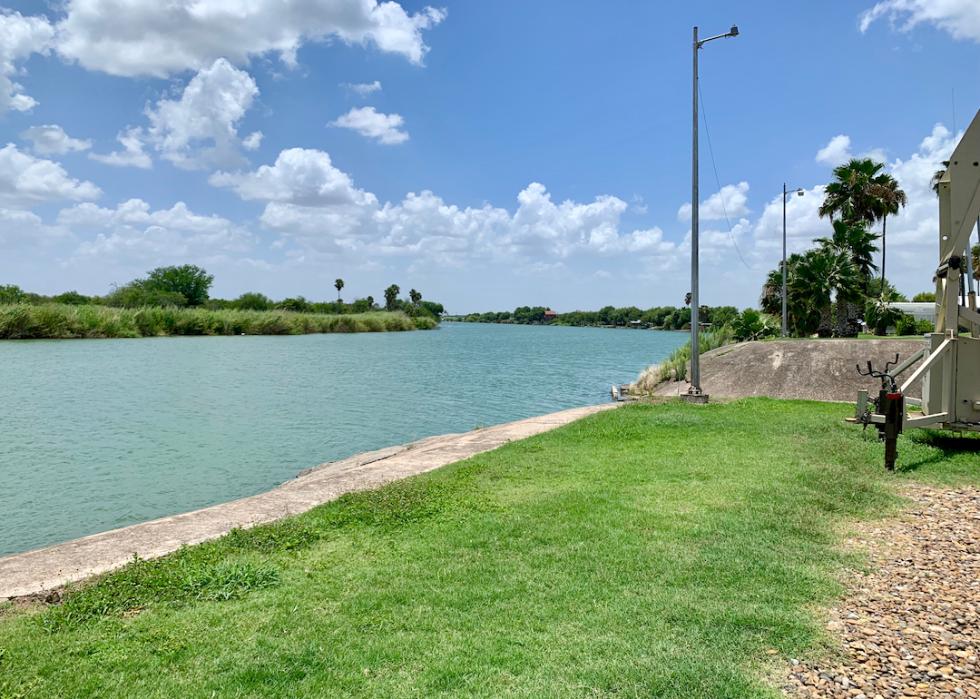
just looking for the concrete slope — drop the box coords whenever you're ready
[0,404,616,600]
[653,338,925,402]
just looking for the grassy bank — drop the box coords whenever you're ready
[635,326,735,390]
[1,400,976,697]
[0,304,436,339]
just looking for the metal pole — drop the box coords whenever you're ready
[782,183,788,336]
[689,25,701,395]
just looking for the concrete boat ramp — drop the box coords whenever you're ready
[0,404,615,600]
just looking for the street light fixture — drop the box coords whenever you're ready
[781,184,805,337]
[687,23,739,403]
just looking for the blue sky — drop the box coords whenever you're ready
[0,1,978,312]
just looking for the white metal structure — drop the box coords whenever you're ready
[912,108,980,429]
[855,109,980,467]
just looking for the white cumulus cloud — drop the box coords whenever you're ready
[0,144,101,208]
[860,0,980,43]
[677,181,750,222]
[815,134,852,166]
[210,148,377,207]
[55,0,446,77]
[89,128,152,169]
[144,58,260,170]
[59,199,255,265]
[21,125,92,156]
[0,10,55,113]
[331,106,409,145]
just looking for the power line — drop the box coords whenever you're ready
[697,82,753,270]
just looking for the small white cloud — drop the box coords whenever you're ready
[816,134,852,166]
[89,128,152,169]
[242,131,264,151]
[0,143,101,208]
[330,106,409,145]
[21,125,92,155]
[342,80,382,96]
[677,182,750,222]
[0,11,55,113]
[859,0,980,43]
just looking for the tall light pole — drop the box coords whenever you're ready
[688,23,739,402]
[781,184,804,336]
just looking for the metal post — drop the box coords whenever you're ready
[689,25,701,395]
[782,183,788,336]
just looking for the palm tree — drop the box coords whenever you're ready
[334,278,344,301]
[759,268,783,315]
[815,220,879,283]
[791,248,861,337]
[819,158,886,225]
[409,289,422,305]
[868,173,906,284]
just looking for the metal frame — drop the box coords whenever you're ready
[852,110,980,467]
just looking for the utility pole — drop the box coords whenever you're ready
[685,23,738,403]
[782,184,804,337]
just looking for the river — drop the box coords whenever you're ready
[0,322,685,556]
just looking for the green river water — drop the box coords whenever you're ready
[0,322,685,556]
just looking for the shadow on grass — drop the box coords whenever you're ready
[898,429,980,472]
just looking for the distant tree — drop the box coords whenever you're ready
[420,300,443,318]
[278,296,311,312]
[233,292,273,311]
[334,278,344,301]
[384,284,400,311]
[0,284,26,304]
[143,265,213,306]
[409,288,422,305]
[105,283,186,308]
[52,290,92,305]
[912,291,936,303]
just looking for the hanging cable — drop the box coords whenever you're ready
[698,82,753,270]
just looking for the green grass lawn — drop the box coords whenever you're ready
[1,399,977,698]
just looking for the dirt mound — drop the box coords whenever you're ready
[651,338,925,402]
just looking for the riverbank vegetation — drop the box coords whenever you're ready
[0,305,434,339]
[0,265,443,339]
[1,400,976,697]
[0,266,445,324]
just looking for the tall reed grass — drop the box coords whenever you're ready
[0,304,436,339]
[633,325,735,393]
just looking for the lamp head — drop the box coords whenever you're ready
[729,25,739,37]
[796,188,805,197]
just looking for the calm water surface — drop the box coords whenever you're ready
[0,323,685,555]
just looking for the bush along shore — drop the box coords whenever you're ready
[0,304,436,340]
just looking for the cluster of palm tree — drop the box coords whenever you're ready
[760,158,906,336]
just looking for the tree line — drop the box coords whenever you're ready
[0,266,445,321]
[449,304,742,330]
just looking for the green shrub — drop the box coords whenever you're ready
[0,305,429,339]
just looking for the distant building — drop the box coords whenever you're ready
[888,302,934,322]
[543,308,558,321]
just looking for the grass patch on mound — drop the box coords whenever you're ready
[0,399,976,697]
[0,304,435,339]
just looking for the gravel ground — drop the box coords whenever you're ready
[784,486,980,698]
